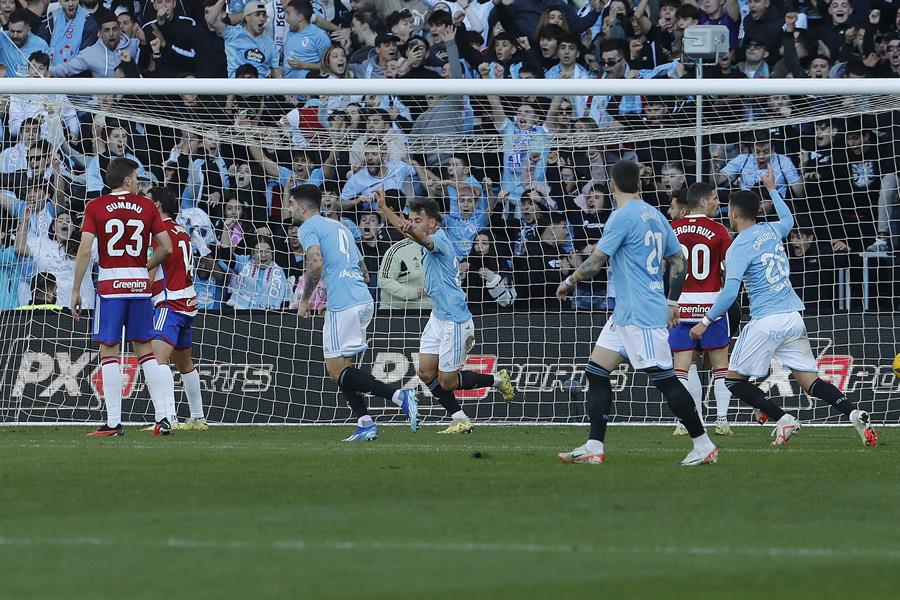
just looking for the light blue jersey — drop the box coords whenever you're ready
[707,190,804,321]
[298,215,371,311]
[222,25,280,78]
[423,228,472,323]
[596,198,681,329]
[282,24,331,79]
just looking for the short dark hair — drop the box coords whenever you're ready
[672,188,690,210]
[28,51,50,69]
[150,186,180,217]
[9,9,31,26]
[352,9,381,31]
[408,197,442,222]
[106,158,139,190]
[675,4,701,21]
[426,9,453,28]
[610,159,641,195]
[385,9,412,31]
[729,191,761,221]
[286,0,313,21]
[599,39,626,58]
[289,184,322,209]
[236,63,260,78]
[537,24,565,42]
[686,182,715,210]
[557,30,580,48]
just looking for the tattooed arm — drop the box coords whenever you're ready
[298,245,323,318]
[555,249,609,301]
[665,251,687,328]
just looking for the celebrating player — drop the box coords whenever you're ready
[148,187,207,431]
[689,167,877,446]
[668,183,734,436]
[72,158,175,437]
[555,160,717,466]
[377,191,515,434]
[289,184,418,441]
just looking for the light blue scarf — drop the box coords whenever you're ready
[49,6,87,66]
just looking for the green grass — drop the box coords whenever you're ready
[1,425,898,599]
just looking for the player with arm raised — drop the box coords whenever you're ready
[289,184,418,442]
[71,158,175,437]
[377,191,515,435]
[148,187,207,431]
[690,167,877,447]
[556,160,718,466]
[668,182,734,436]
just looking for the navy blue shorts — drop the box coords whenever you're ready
[92,296,155,346]
[153,307,193,350]
[669,315,731,352]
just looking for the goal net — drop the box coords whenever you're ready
[1,79,898,426]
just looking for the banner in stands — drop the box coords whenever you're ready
[1,311,897,424]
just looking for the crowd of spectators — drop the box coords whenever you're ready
[1,0,899,315]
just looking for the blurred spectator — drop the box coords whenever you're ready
[0,9,48,78]
[227,237,290,309]
[515,214,581,311]
[461,229,516,314]
[0,209,28,309]
[444,183,489,257]
[207,0,281,78]
[358,211,390,299]
[85,119,147,195]
[49,9,134,78]
[716,134,804,198]
[39,0,99,66]
[217,196,256,255]
[194,250,228,310]
[283,0,330,80]
[377,237,431,311]
[339,143,419,211]
[788,222,851,314]
[140,0,198,77]
[8,53,80,144]
[741,0,785,62]
[487,94,549,214]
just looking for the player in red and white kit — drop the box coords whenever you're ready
[148,187,207,431]
[72,158,174,437]
[667,183,734,435]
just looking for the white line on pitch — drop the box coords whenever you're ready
[1,536,898,561]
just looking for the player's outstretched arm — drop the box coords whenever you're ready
[762,165,794,237]
[376,189,434,250]
[665,251,687,328]
[556,249,609,301]
[147,231,173,270]
[298,245,323,318]
[71,232,95,320]
[689,277,741,340]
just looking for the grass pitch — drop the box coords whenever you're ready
[1,425,898,600]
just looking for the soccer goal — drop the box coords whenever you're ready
[0,77,898,426]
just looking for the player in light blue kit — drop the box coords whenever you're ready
[377,192,515,434]
[690,168,877,447]
[289,185,418,441]
[556,160,718,466]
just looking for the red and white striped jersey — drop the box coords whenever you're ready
[671,214,732,322]
[82,191,165,298]
[152,218,198,316]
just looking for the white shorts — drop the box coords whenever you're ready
[729,311,818,378]
[322,301,374,359]
[595,319,673,370]
[420,313,475,373]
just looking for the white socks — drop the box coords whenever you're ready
[584,439,605,454]
[713,369,730,420]
[451,410,468,421]
[358,415,375,427]
[390,390,404,407]
[692,432,715,451]
[156,363,177,422]
[101,358,123,428]
[687,364,703,419]
[182,369,204,419]
[140,355,169,423]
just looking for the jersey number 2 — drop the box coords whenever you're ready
[644,231,664,275]
[105,219,144,257]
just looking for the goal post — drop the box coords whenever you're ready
[0,78,898,426]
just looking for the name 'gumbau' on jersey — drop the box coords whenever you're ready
[81,191,165,298]
[298,214,372,311]
[596,198,681,329]
[671,214,732,322]
[151,218,198,316]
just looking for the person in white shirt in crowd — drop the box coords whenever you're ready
[227,237,290,309]
[7,52,81,146]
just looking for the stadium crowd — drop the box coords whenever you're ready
[1,0,899,315]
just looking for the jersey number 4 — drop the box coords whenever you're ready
[105,219,144,257]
